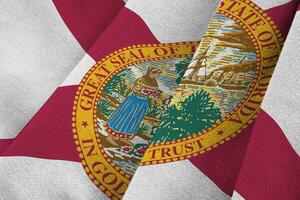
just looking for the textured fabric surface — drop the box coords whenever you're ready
[0,157,109,200]
[0,0,85,139]
[124,160,229,200]
[252,0,293,9]
[126,0,220,43]
[262,11,300,155]
[1,0,299,199]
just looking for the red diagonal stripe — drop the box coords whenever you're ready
[53,0,125,51]
[88,8,160,61]
[235,110,300,200]
[0,139,13,155]
[2,86,80,162]
[1,7,159,161]
[265,0,299,38]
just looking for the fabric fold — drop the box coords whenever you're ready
[1,0,299,199]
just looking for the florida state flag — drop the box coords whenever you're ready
[0,0,299,200]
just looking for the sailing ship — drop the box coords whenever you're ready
[218,55,250,90]
[181,46,210,85]
[182,49,255,90]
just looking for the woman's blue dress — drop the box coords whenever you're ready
[107,93,148,135]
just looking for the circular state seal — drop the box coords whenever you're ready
[73,42,198,199]
[140,0,283,165]
[73,1,283,199]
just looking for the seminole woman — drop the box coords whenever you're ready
[105,68,163,146]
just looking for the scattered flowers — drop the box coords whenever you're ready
[134,145,147,156]
[120,146,133,154]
